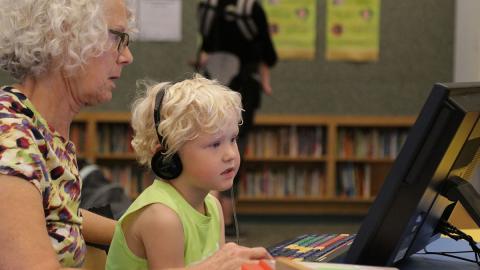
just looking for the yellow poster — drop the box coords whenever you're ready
[326,0,380,62]
[263,0,316,60]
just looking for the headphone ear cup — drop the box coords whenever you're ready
[151,151,183,180]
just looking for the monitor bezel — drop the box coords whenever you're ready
[344,82,480,266]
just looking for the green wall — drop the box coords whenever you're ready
[1,0,455,116]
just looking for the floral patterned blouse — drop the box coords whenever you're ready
[0,86,86,267]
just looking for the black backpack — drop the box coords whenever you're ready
[198,0,259,41]
[79,163,132,220]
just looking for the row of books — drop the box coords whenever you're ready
[337,128,409,159]
[70,123,86,152]
[96,123,134,154]
[238,166,327,198]
[97,163,375,200]
[245,126,325,158]
[74,122,407,162]
[99,164,154,197]
[336,163,372,198]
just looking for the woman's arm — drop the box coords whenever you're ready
[80,209,116,245]
[0,175,75,269]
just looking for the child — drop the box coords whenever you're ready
[105,74,243,269]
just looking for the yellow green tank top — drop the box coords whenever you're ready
[105,180,221,269]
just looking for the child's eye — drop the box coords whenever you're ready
[210,141,221,148]
[231,136,238,143]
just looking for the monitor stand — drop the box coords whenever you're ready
[441,176,480,227]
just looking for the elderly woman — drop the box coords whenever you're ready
[0,0,269,269]
[0,0,133,268]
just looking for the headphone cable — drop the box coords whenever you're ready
[230,187,240,245]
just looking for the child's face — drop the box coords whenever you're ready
[178,118,240,193]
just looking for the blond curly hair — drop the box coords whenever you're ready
[130,74,243,166]
[0,0,135,80]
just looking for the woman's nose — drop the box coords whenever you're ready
[118,46,133,65]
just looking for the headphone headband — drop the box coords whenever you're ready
[153,88,166,144]
[151,84,183,180]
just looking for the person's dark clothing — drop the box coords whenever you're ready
[199,0,277,70]
[198,0,277,200]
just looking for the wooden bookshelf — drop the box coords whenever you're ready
[73,112,416,215]
[237,114,415,215]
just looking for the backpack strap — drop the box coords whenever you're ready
[199,0,259,41]
[199,0,219,37]
[79,164,100,182]
[235,0,258,41]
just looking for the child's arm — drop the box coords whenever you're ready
[125,203,271,270]
[136,203,185,269]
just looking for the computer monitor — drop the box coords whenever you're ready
[344,82,480,266]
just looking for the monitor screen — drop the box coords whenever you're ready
[344,82,480,266]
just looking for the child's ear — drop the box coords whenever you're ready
[152,144,162,154]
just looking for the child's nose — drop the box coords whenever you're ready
[223,144,238,161]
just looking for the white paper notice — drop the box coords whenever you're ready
[137,0,182,41]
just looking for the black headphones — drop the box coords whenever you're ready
[151,87,183,180]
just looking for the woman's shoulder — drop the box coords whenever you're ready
[0,86,51,198]
[0,86,43,155]
[0,86,28,99]
[0,86,40,153]
[0,86,34,120]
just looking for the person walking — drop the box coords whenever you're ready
[197,0,278,236]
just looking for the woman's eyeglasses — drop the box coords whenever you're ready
[109,29,130,52]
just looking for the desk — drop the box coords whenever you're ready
[397,237,479,270]
[274,230,480,270]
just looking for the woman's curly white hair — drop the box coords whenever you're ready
[130,74,243,167]
[0,0,134,81]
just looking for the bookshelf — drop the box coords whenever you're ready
[73,113,416,215]
[238,115,415,215]
[72,112,152,198]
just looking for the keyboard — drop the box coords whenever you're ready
[267,233,355,263]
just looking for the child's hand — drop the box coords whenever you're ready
[191,242,272,270]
